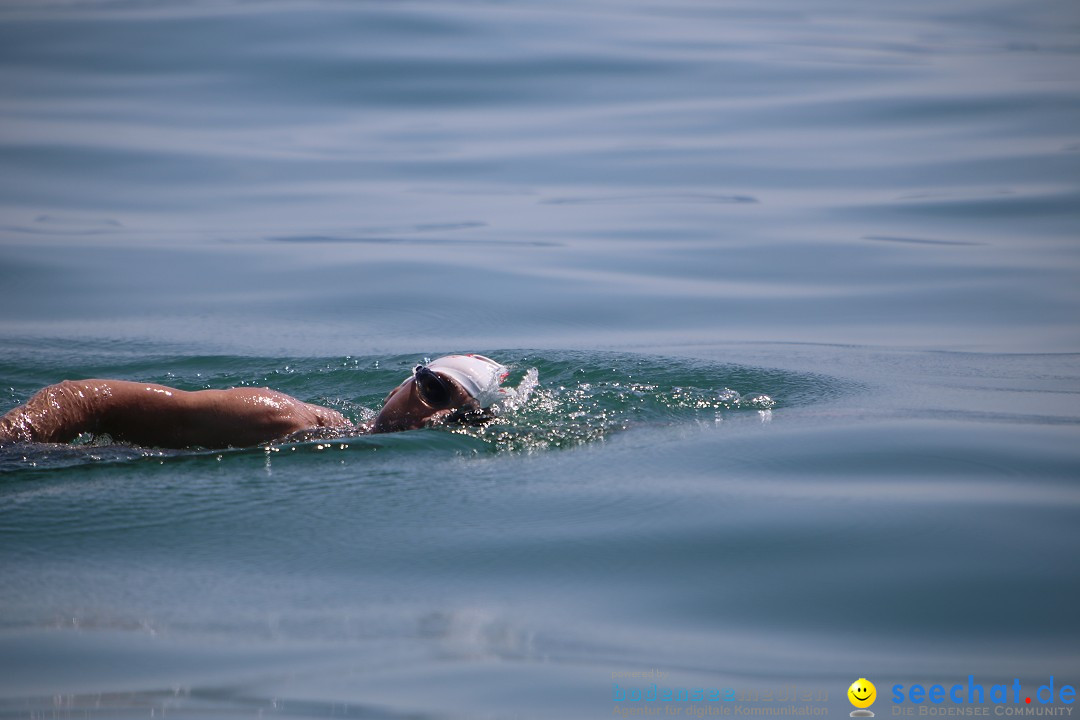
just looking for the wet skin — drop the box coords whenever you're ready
[0,372,477,449]
[371,374,480,433]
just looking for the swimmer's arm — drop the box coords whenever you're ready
[0,380,353,448]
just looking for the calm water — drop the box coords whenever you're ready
[1,1,1079,718]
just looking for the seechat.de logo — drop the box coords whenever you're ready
[891,676,1076,715]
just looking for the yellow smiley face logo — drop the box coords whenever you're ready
[848,678,876,708]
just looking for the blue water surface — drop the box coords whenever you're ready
[1,0,1079,718]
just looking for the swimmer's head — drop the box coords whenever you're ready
[371,354,509,433]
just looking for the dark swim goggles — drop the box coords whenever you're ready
[413,364,455,409]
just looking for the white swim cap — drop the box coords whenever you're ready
[425,354,509,408]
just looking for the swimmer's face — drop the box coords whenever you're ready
[848,679,876,709]
[371,369,478,433]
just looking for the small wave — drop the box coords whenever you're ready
[0,351,844,471]
[541,193,758,205]
[432,351,824,454]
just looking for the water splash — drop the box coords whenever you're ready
[439,353,798,453]
[0,351,843,469]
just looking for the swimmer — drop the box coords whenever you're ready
[0,354,509,449]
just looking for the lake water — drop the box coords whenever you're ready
[1,1,1079,718]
